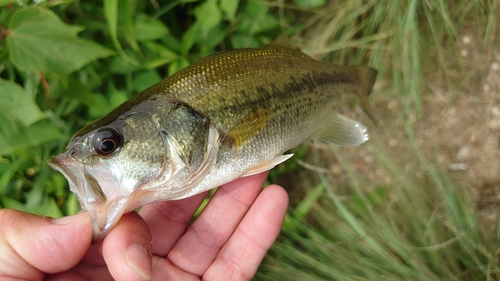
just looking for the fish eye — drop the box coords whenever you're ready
[92,128,122,156]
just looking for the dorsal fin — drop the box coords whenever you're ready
[267,33,295,49]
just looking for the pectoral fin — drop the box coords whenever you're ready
[313,113,369,146]
[241,154,294,177]
[224,108,271,151]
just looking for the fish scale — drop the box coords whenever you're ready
[49,37,378,241]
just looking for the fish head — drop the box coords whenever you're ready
[49,108,173,242]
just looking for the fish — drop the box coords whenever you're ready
[48,36,377,241]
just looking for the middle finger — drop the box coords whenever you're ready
[166,172,268,276]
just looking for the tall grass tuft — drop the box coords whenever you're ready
[259,146,500,280]
[257,0,500,279]
[293,0,497,115]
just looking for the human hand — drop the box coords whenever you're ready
[0,172,288,280]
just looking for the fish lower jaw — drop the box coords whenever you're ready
[88,188,165,242]
[88,197,130,243]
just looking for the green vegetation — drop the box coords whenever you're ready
[0,0,499,280]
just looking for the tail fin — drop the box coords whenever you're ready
[354,66,378,126]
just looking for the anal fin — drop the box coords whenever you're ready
[314,113,369,146]
[241,154,294,177]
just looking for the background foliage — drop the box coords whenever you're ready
[1,0,500,280]
[0,0,288,216]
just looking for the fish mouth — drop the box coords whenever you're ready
[48,154,131,242]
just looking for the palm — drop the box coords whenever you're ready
[47,172,288,281]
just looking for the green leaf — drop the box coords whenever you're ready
[292,0,326,8]
[107,82,129,108]
[197,24,227,55]
[220,0,239,21]
[134,14,169,41]
[292,183,325,221]
[230,34,262,48]
[0,0,16,8]
[160,34,182,53]
[83,94,108,118]
[55,78,112,118]
[1,197,32,212]
[167,58,190,76]
[104,0,139,65]
[39,197,64,217]
[181,22,200,54]
[236,0,279,34]
[0,79,45,126]
[141,41,178,68]
[119,0,141,54]
[193,0,222,38]
[143,57,178,69]
[0,118,65,156]
[7,7,114,77]
[110,51,142,74]
[62,192,81,215]
[132,69,162,92]
[26,164,50,211]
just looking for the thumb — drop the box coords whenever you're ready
[0,209,93,279]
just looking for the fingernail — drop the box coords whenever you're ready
[126,244,151,280]
[52,212,89,225]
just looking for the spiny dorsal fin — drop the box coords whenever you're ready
[313,113,369,146]
[267,33,295,49]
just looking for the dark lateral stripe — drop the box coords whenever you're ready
[209,70,355,114]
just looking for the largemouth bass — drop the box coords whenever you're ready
[49,37,377,241]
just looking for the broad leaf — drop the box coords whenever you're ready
[0,79,45,126]
[7,7,114,77]
[220,0,239,21]
[132,69,162,92]
[141,41,178,68]
[193,0,221,38]
[104,0,138,65]
[0,118,65,156]
[110,51,142,74]
[1,197,32,212]
[55,79,113,118]
[236,0,279,34]
[181,22,200,55]
[119,0,140,53]
[106,82,129,109]
[134,14,169,41]
[0,0,16,8]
